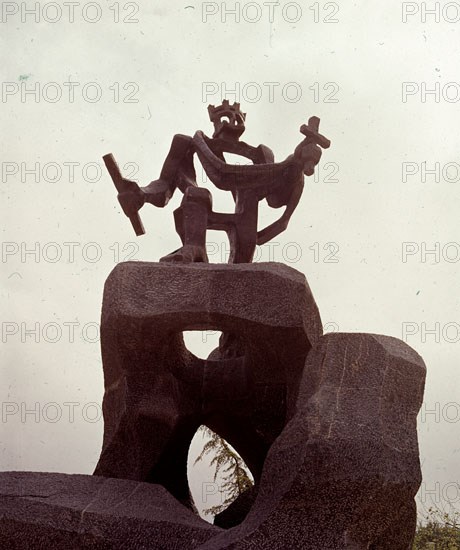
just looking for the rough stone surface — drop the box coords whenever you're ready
[198,332,426,549]
[1,263,426,549]
[1,333,425,549]
[94,261,322,507]
[0,471,220,549]
[213,486,257,529]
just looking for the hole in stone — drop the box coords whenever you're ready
[187,425,254,525]
[182,331,222,360]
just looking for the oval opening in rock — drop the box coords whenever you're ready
[187,425,255,527]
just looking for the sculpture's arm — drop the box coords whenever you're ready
[256,142,323,245]
[142,133,196,206]
[141,179,174,208]
[118,134,195,214]
[193,131,322,193]
[292,140,323,176]
[116,175,169,215]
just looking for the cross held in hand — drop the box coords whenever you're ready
[300,116,331,149]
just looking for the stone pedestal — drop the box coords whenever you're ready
[0,262,426,549]
[94,261,322,505]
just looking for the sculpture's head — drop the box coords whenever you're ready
[208,100,246,141]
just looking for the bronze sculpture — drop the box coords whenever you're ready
[104,100,330,263]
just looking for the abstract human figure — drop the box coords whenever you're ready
[104,100,330,264]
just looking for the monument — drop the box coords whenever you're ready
[0,102,426,549]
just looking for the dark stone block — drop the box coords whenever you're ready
[94,261,322,506]
[0,472,220,549]
[1,264,426,549]
[199,333,426,549]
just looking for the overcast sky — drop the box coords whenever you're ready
[2,1,460,517]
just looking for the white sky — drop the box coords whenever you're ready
[2,1,460,518]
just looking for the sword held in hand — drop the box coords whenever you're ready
[103,153,146,236]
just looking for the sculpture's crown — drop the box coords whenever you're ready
[207,99,246,123]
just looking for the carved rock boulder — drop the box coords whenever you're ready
[202,332,426,549]
[94,261,322,506]
[0,472,221,549]
[0,263,426,549]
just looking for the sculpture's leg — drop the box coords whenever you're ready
[160,187,212,263]
[228,189,258,263]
